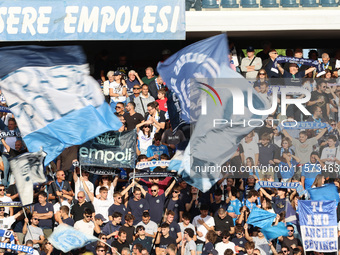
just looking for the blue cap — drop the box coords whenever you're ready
[247,46,255,52]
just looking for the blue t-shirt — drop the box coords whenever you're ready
[34,202,54,229]
[146,145,169,159]
[301,162,321,190]
[127,198,150,225]
[279,159,298,179]
[145,193,166,223]
[227,198,243,224]
[245,200,257,213]
[108,204,127,224]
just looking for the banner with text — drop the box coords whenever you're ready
[0,0,185,41]
[298,200,338,253]
[79,130,136,168]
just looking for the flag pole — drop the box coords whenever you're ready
[132,168,136,193]
[98,240,121,255]
[22,207,34,241]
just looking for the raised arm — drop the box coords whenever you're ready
[81,177,94,202]
[121,181,135,197]
[315,128,328,140]
[244,223,253,242]
[164,179,176,197]
[1,138,10,153]
[259,187,273,200]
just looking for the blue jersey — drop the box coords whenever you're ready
[146,145,169,159]
[301,162,322,190]
[227,198,243,224]
[245,200,257,213]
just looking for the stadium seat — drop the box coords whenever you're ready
[320,0,338,6]
[261,0,279,7]
[241,0,259,8]
[202,0,220,8]
[300,0,319,7]
[280,0,299,7]
[221,0,240,8]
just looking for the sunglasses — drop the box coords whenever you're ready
[133,88,140,90]
[236,233,243,235]
[282,251,288,253]
[331,124,336,126]
[288,230,294,232]
[98,250,106,252]
[151,190,158,192]
[173,190,180,193]
[143,126,151,128]
[0,208,5,211]
[115,106,122,109]
[77,196,84,199]
[117,197,122,199]
[46,242,51,245]
[101,237,107,240]
[222,237,228,239]
[259,73,266,75]
[33,218,39,221]
[0,189,5,191]
[85,215,92,218]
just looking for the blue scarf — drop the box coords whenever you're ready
[274,56,325,75]
[255,181,306,196]
[277,121,332,132]
[0,242,33,254]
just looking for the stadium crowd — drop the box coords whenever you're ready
[0,46,338,255]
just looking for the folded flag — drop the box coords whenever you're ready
[261,222,289,240]
[49,224,98,253]
[247,207,276,229]
[307,184,339,203]
[10,149,46,205]
[0,45,122,165]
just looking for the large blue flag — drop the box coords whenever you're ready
[299,200,338,252]
[0,46,122,165]
[247,207,276,229]
[261,222,289,240]
[49,224,98,252]
[307,184,339,203]
[159,35,269,192]
[157,34,229,131]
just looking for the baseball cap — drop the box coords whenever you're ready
[247,46,255,52]
[114,71,122,76]
[95,214,105,221]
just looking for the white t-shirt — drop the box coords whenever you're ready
[93,197,113,223]
[138,130,153,153]
[0,196,12,215]
[184,240,196,255]
[0,216,15,230]
[241,139,259,163]
[321,146,340,165]
[75,179,94,202]
[74,219,95,236]
[215,241,236,254]
[110,81,127,102]
[53,200,71,214]
[192,215,215,242]
[95,184,114,201]
[136,220,158,236]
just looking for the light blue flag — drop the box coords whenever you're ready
[48,224,98,252]
[247,207,276,229]
[307,184,339,203]
[0,46,122,165]
[261,222,289,240]
[161,35,269,192]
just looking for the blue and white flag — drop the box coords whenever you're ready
[299,200,338,252]
[49,224,98,252]
[307,184,339,203]
[157,34,229,129]
[247,207,276,229]
[0,46,122,165]
[10,149,46,205]
[160,35,269,192]
[261,222,289,240]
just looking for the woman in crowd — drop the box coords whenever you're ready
[253,69,269,92]
[136,123,154,155]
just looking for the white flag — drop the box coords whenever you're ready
[10,149,46,205]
